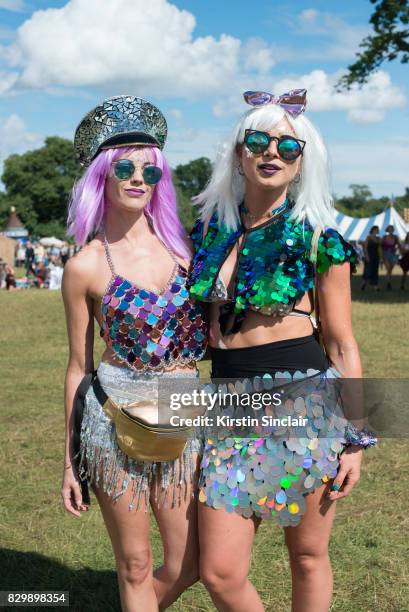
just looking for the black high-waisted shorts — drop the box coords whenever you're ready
[210,334,330,379]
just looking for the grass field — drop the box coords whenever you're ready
[0,269,408,611]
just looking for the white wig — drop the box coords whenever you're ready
[194,105,337,231]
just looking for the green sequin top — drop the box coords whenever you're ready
[188,200,357,334]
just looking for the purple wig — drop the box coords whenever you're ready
[67,146,191,259]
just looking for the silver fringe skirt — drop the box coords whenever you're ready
[77,362,203,511]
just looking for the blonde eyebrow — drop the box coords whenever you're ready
[275,128,296,136]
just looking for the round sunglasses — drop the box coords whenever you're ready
[244,129,306,161]
[112,159,163,184]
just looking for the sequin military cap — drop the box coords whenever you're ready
[74,95,168,166]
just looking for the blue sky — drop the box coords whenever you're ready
[0,0,408,198]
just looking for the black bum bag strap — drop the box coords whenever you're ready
[92,375,109,407]
[73,371,110,459]
[72,370,108,507]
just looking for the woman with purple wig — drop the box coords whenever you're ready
[60,96,207,611]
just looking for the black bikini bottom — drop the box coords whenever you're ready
[210,334,330,379]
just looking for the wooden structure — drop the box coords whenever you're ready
[0,235,16,265]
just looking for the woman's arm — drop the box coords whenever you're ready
[316,262,365,501]
[317,262,361,378]
[363,237,369,261]
[378,239,384,262]
[61,254,95,516]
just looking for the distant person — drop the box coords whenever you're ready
[0,259,6,288]
[399,231,409,290]
[354,242,364,264]
[48,258,64,290]
[361,226,381,291]
[25,241,35,275]
[35,261,47,288]
[49,244,60,259]
[16,242,26,267]
[381,225,400,290]
[34,241,45,263]
[5,263,16,290]
[60,242,69,266]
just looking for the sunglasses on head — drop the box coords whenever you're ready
[244,129,306,160]
[112,159,163,184]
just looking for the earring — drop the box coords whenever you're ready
[292,173,301,184]
[237,162,244,176]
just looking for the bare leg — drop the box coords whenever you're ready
[199,504,264,612]
[385,262,394,288]
[151,454,201,610]
[92,482,158,612]
[284,483,337,612]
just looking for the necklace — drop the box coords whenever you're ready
[242,198,290,220]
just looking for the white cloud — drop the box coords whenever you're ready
[0,113,42,160]
[168,108,183,121]
[242,38,276,74]
[296,9,370,61]
[330,138,409,197]
[166,125,229,168]
[212,69,406,123]
[347,109,384,124]
[276,70,406,121]
[0,70,19,95]
[0,0,27,11]
[299,8,320,24]
[3,0,241,97]
[2,1,358,100]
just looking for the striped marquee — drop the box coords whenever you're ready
[334,204,409,241]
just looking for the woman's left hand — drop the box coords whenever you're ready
[327,445,363,501]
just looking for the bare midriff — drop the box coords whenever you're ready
[208,296,314,349]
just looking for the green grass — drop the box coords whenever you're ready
[0,272,408,611]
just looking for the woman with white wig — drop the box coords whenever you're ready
[188,89,377,611]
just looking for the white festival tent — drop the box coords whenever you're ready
[334,204,409,242]
[39,236,64,248]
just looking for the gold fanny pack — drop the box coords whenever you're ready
[92,375,203,462]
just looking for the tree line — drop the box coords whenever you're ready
[0,137,407,240]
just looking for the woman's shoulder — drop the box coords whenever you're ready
[63,239,104,283]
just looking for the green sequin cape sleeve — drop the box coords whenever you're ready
[188,207,357,333]
[316,228,358,275]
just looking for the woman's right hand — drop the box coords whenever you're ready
[61,463,89,517]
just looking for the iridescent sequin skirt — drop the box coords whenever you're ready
[77,362,202,511]
[199,366,349,527]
